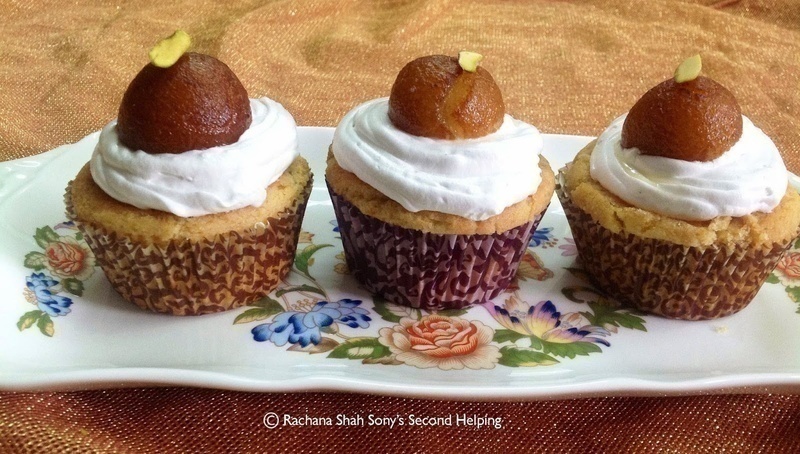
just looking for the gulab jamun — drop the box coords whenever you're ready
[117,52,252,154]
[388,54,505,140]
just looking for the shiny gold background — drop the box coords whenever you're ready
[2,0,800,171]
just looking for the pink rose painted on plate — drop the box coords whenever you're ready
[44,237,94,280]
[379,315,500,370]
[772,252,800,287]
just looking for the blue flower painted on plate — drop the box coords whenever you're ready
[529,227,556,248]
[25,272,73,317]
[252,298,371,347]
[329,219,340,233]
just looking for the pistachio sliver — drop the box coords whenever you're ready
[674,54,702,83]
[458,51,483,73]
[149,30,192,68]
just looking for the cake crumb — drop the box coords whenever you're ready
[713,325,729,334]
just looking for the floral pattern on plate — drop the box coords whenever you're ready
[767,237,800,314]
[18,222,94,336]
[236,225,648,370]
[21,218,800,361]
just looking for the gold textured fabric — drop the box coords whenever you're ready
[2,0,800,451]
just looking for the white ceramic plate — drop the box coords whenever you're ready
[2,127,800,401]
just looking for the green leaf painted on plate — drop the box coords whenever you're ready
[766,273,781,284]
[17,310,41,331]
[294,243,332,277]
[582,301,647,332]
[372,295,418,323]
[75,232,83,241]
[498,346,559,367]
[61,277,84,297]
[37,313,54,337]
[785,286,800,304]
[248,296,284,310]
[539,340,602,359]
[788,286,800,313]
[233,306,282,325]
[794,237,800,249]
[23,252,47,270]
[327,337,390,360]
[34,226,60,249]
[492,329,527,344]
[436,308,469,318]
[275,284,326,298]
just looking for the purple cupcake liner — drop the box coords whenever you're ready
[328,181,545,310]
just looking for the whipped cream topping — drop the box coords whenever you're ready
[590,114,787,221]
[332,98,544,221]
[90,97,298,217]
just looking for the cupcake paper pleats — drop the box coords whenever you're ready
[557,175,793,320]
[65,178,312,316]
[328,181,545,310]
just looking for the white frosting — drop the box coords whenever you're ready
[90,97,298,217]
[332,98,544,221]
[590,114,787,221]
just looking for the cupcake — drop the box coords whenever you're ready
[326,52,555,310]
[66,31,312,315]
[558,55,800,320]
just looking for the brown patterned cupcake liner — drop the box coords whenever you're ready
[65,178,312,316]
[327,181,545,311]
[556,171,793,320]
